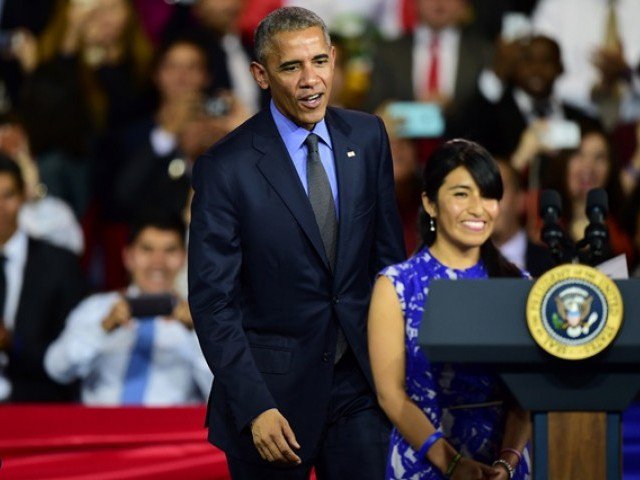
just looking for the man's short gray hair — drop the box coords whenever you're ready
[254,7,331,64]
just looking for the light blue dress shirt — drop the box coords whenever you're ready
[270,101,339,216]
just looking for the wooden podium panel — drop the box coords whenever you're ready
[546,412,608,480]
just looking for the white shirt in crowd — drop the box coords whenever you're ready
[412,25,460,100]
[44,288,213,406]
[0,229,28,400]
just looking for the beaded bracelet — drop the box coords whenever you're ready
[444,453,462,478]
[417,431,443,460]
[492,458,515,479]
[499,448,522,464]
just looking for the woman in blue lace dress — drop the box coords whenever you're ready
[369,140,531,480]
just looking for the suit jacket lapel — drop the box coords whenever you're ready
[253,110,331,272]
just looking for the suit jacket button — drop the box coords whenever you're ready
[322,352,330,362]
[332,295,340,305]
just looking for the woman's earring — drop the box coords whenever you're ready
[429,217,436,232]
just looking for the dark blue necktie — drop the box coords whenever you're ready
[121,318,155,405]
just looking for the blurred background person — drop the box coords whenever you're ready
[90,35,248,290]
[18,62,92,218]
[466,35,599,163]
[532,0,640,131]
[0,121,84,254]
[543,126,634,262]
[0,152,84,403]
[45,211,212,406]
[365,0,492,126]
[0,0,51,113]
[189,0,262,115]
[493,158,553,277]
[38,0,154,132]
[624,183,640,276]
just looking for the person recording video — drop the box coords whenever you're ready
[44,211,212,406]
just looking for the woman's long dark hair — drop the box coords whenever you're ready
[419,139,522,278]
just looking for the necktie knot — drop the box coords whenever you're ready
[305,133,320,156]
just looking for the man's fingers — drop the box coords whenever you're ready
[263,436,285,462]
[273,432,301,464]
[282,420,301,450]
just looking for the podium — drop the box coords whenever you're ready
[419,278,640,479]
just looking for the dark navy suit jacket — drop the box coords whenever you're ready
[188,106,405,462]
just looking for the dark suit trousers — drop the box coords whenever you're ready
[226,349,390,479]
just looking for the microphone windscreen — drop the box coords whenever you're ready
[586,188,609,216]
[539,189,562,218]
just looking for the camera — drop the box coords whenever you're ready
[203,96,232,117]
[126,294,177,318]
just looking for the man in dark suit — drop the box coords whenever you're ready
[188,7,405,478]
[462,35,600,159]
[365,0,492,122]
[0,153,84,402]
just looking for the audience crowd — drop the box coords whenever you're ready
[0,0,639,405]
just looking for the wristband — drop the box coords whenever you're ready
[417,431,444,459]
[492,458,515,479]
[444,452,462,478]
[499,447,522,464]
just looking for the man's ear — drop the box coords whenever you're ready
[250,61,270,90]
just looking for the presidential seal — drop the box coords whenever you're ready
[526,264,623,360]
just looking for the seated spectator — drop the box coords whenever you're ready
[543,127,634,262]
[467,35,599,163]
[365,0,492,124]
[619,120,640,197]
[189,0,262,114]
[0,152,84,402]
[45,211,212,406]
[625,183,640,276]
[532,0,640,130]
[90,36,248,290]
[19,62,92,218]
[38,0,154,131]
[493,159,554,277]
[111,35,248,223]
[0,122,84,254]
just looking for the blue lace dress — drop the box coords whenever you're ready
[380,247,530,480]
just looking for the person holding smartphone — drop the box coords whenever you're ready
[44,211,212,406]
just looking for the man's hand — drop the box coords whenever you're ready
[101,298,132,333]
[250,408,302,465]
[170,299,194,330]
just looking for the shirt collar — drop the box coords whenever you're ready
[3,229,27,264]
[270,100,333,151]
[415,25,457,45]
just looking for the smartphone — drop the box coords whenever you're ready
[204,96,231,117]
[539,119,581,150]
[126,294,177,318]
[386,102,445,138]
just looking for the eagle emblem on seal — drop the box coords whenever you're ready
[553,287,598,338]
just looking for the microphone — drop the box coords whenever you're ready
[539,189,571,264]
[581,188,610,264]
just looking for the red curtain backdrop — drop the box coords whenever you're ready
[0,405,229,480]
